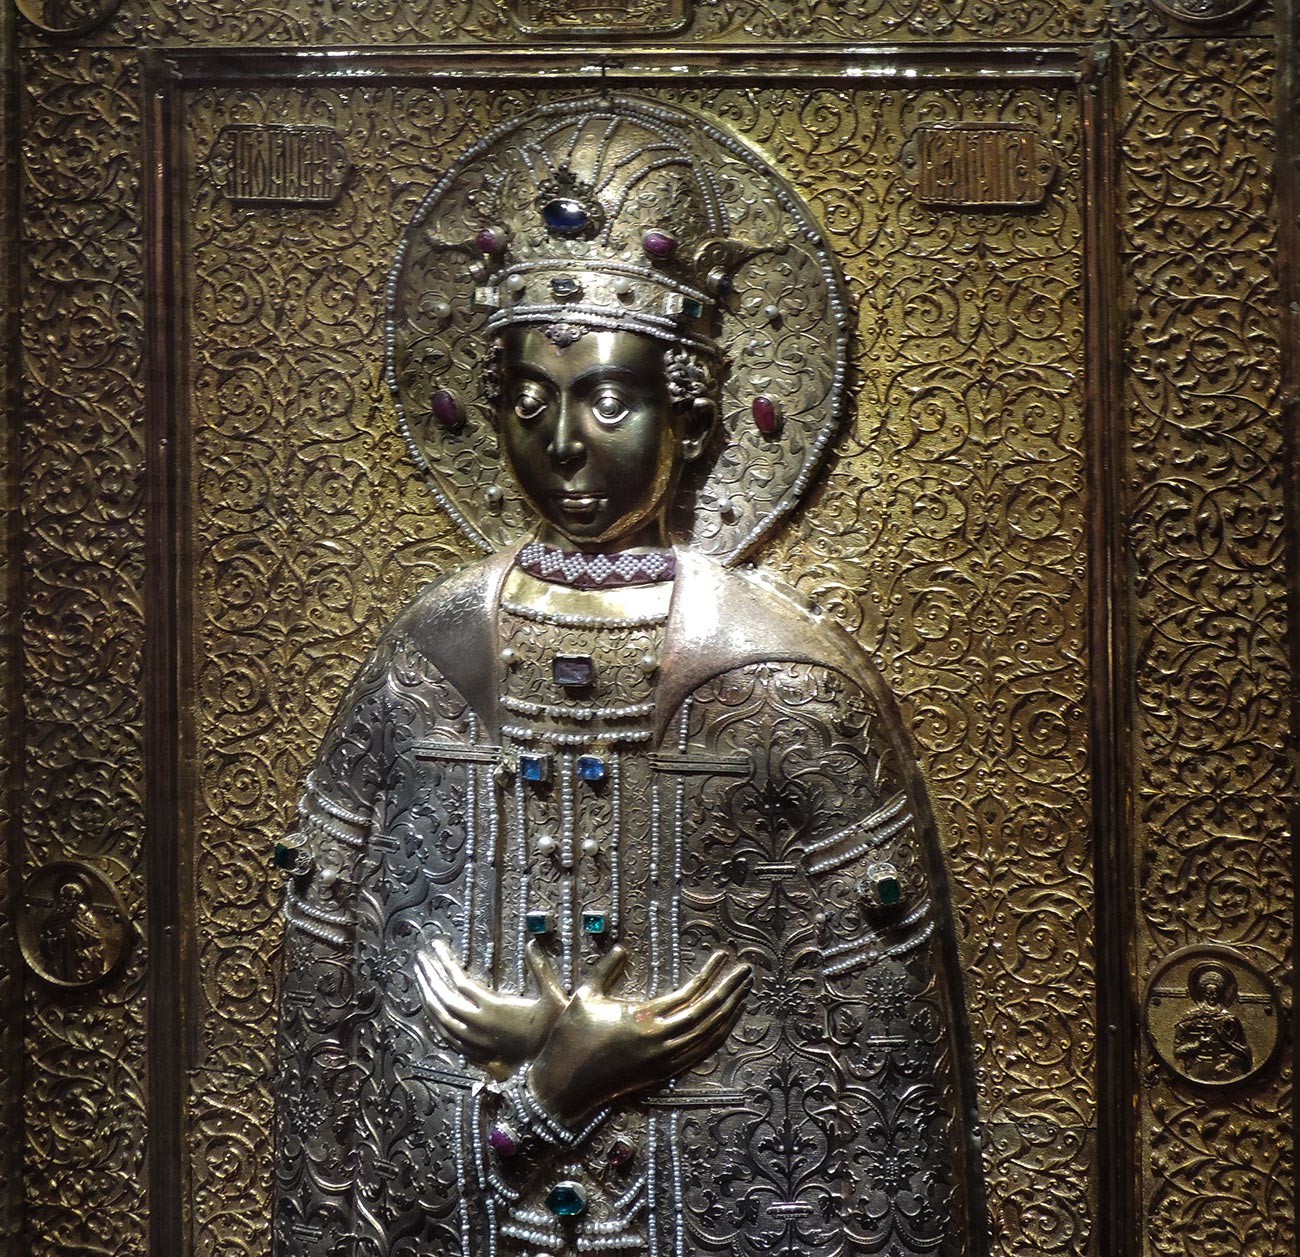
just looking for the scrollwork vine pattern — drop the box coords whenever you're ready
[1119,40,1294,1257]
[183,84,1093,1257]
[19,49,150,1257]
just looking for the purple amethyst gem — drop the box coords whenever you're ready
[474,226,507,255]
[432,389,464,432]
[488,1125,519,1158]
[642,230,677,259]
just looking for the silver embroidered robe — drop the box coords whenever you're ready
[272,548,978,1257]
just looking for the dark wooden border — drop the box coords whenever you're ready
[142,51,190,1257]
[140,45,1122,1257]
[1273,3,1300,1252]
[1080,40,1139,1257]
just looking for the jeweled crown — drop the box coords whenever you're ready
[389,94,850,564]
[466,108,762,355]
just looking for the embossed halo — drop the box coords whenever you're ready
[386,94,850,565]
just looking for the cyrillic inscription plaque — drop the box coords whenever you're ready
[904,123,1057,210]
[208,126,351,207]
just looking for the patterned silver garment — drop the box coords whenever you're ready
[272,547,979,1257]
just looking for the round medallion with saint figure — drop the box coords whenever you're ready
[1144,944,1281,1088]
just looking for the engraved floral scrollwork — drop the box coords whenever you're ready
[1120,39,1294,1257]
[23,0,1107,57]
[20,48,149,1256]
[181,82,1094,1257]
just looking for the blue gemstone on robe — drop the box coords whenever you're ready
[581,911,608,935]
[519,752,551,783]
[546,1181,588,1217]
[576,754,607,783]
[542,198,589,236]
[525,911,552,935]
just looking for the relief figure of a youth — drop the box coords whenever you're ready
[272,95,982,1257]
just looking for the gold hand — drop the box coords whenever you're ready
[527,946,754,1127]
[415,937,567,1079]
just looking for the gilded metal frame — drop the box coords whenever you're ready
[1275,8,1300,1250]
[140,41,1124,1257]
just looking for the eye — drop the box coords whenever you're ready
[513,388,548,423]
[591,391,629,427]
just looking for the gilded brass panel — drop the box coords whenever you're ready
[1118,39,1295,1257]
[181,75,1090,1257]
[18,47,150,1257]
[20,1,1110,50]
[13,0,1282,61]
[7,21,1294,1257]
[0,1,22,1248]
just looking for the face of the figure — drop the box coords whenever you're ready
[1196,970,1228,1005]
[498,326,710,550]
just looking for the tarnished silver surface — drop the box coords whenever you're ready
[274,94,978,1257]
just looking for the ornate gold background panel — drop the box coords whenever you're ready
[18,49,151,1257]
[6,0,1278,54]
[0,2,22,1249]
[1118,39,1294,1257]
[28,0,1108,51]
[8,13,1296,1257]
[178,70,1091,1257]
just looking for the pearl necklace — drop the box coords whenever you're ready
[516,541,677,589]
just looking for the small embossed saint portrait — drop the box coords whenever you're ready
[19,860,129,990]
[272,95,982,1257]
[38,877,106,984]
[1172,963,1252,1083]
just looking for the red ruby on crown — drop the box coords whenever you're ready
[642,230,678,260]
[474,226,508,255]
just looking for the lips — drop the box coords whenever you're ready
[550,491,606,520]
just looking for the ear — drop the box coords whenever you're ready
[483,334,506,430]
[680,397,718,463]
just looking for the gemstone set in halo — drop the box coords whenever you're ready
[542,198,591,237]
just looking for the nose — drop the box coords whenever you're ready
[547,393,585,468]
